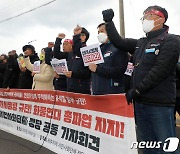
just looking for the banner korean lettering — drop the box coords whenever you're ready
[0,89,137,154]
[80,43,104,66]
[50,58,68,75]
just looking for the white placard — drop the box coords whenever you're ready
[124,62,134,76]
[80,43,104,66]
[50,59,68,75]
[33,61,40,73]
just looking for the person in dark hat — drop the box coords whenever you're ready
[81,27,90,43]
[102,6,180,154]
[18,44,39,89]
[22,44,35,53]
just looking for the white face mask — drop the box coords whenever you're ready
[97,33,108,43]
[142,18,161,33]
[142,19,154,33]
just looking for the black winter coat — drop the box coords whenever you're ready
[91,42,128,95]
[18,54,39,89]
[176,57,180,97]
[3,54,20,88]
[0,63,6,88]
[53,35,91,94]
[106,21,180,106]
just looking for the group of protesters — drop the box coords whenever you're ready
[0,24,129,95]
[0,4,180,154]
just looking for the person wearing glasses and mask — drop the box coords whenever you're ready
[102,6,180,154]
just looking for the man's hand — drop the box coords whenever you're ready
[48,42,54,48]
[74,25,82,35]
[125,89,140,105]
[102,9,114,22]
[4,87,10,91]
[58,33,66,39]
[20,66,26,72]
[64,71,72,78]
[89,63,97,72]
[54,72,59,78]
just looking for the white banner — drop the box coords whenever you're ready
[80,44,104,66]
[0,89,137,154]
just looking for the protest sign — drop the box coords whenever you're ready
[80,44,104,66]
[17,56,26,68]
[50,59,68,75]
[0,89,137,154]
[33,61,40,73]
[124,62,134,76]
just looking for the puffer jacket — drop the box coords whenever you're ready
[91,42,128,95]
[106,21,180,106]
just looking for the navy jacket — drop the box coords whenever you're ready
[106,21,180,106]
[92,42,128,95]
[3,54,20,88]
[176,57,180,97]
[53,35,91,94]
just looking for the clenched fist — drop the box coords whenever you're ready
[102,9,114,22]
[58,33,66,39]
[48,42,54,48]
[74,25,82,35]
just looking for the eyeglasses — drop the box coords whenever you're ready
[140,13,161,21]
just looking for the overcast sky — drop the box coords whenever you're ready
[0,0,180,55]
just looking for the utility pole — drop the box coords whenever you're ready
[119,0,125,38]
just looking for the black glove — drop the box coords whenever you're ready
[102,9,114,22]
[125,89,140,105]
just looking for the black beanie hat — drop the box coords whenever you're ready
[81,27,90,42]
[22,45,35,53]
[143,5,168,22]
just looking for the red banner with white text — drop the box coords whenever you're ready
[0,89,137,154]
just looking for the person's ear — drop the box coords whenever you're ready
[160,17,165,24]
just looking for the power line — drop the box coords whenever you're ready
[0,0,50,18]
[0,0,56,24]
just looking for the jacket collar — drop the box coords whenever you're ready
[146,25,169,39]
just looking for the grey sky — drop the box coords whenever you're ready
[0,0,179,55]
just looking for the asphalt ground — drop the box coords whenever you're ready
[0,116,179,154]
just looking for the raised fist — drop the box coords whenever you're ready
[102,9,114,22]
[48,42,54,48]
[74,25,82,35]
[58,33,66,39]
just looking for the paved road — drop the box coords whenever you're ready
[0,129,55,154]
[0,122,179,154]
